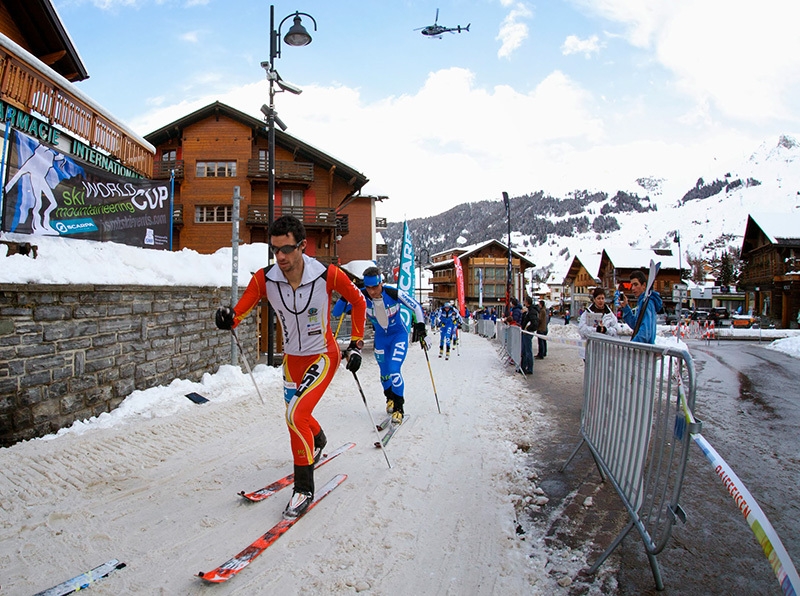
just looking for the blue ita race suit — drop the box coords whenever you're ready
[333,286,425,414]
[437,305,462,354]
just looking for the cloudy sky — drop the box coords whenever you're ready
[54,0,800,221]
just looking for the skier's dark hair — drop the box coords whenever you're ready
[363,266,382,278]
[269,215,306,242]
[592,287,606,299]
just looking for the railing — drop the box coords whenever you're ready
[173,204,183,227]
[0,48,153,177]
[152,160,185,180]
[247,159,314,181]
[246,205,338,227]
[562,333,696,591]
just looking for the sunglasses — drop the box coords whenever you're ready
[269,242,301,255]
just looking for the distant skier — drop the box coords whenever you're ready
[436,302,462,360]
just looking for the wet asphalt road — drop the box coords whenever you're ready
[527,337,800,596]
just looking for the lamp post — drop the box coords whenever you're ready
[502,191,512,315]
[263,5,317,366]
[416,248,430,305]
[674,231,682,324]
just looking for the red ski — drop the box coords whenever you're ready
[199,473,347,583]
[238,442,354,502]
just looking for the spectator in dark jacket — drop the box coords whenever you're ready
[520,297,539,374]
[509,298,523,326]
[536,300,549,359]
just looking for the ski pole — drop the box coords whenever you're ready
[351,371,392,469]
[420,339,442,414]
[231,329,266,405]
[334,314,344,339]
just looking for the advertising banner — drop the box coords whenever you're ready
[397,221,416,328]
[2,129,170,249]
[454,255,465,316]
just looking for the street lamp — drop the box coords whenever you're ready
[673,231,682,324]
[263,5,317,366]
[502,191,512,315]
[416,248,431,305]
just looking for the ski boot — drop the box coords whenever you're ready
[284,464,314,519]
[313,429,327,464]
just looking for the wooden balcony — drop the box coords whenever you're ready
[152,160,184,180]
[173,204,183,227]
[0,45,153,177]
[247,205,346,231]
[247,159,314,182]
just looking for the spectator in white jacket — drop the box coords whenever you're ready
[578,288,619,358]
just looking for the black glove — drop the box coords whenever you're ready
[412,322,427,343]
[215,306,234,330]
[344,340,362,372]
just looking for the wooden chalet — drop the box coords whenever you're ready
[562,252,602,313]
[0,0,154,177]
[428,240,535,315]
[739,213,800,328]
[145,102,377,264]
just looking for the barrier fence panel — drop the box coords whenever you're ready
[562,333,697,591]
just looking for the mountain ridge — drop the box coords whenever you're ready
[377,133,800,284]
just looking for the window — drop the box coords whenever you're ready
[195,205,233,223]
[162,149,177,162]
[196,161,237,177]
[258,149,268,171]
[282,190,304,207]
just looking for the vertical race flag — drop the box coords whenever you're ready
[502,191,512,314]
[454,255,465,317]
[2,129,171,248]
[478,268,484,309]
[397,221,416,328]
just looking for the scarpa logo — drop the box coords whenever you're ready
[53,219,98,235]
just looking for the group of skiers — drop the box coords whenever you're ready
[214,216,429,520]
[212,214,664,523]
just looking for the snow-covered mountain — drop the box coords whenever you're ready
[379,134,800,283]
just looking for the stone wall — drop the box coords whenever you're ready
[0,284,256,447]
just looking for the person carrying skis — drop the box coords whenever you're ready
[619,270,662,344]
[214,215,366,519]
[342,266,426,424]
[437,302,462,360]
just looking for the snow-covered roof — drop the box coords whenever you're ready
[749,212,800,243]
[601,246,681,270]
[429,239,535,267]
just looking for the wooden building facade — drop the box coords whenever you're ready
[739,213,800,328]
[145,102,375,264]
[428,240,534,315]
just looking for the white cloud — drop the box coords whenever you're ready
[570,0,800,123]
[179,30,200,43]
[496,3,533,59]
[561,34,602,58]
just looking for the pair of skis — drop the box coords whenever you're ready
[374,414,410,448]
[198,443,354,584]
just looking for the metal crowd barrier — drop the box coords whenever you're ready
[475,318,497,338]
[561,333,697,591]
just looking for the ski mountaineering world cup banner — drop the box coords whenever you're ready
[2,129,171,249]
[397,221,416,328]
[454,256,465,317]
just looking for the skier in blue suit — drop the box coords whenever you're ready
[333,266,426,424]
[436,302,462,360]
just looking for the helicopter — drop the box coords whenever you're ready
[415,9,470,38]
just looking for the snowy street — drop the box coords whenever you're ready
[0,331,556,595]
[2,324,799,595]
